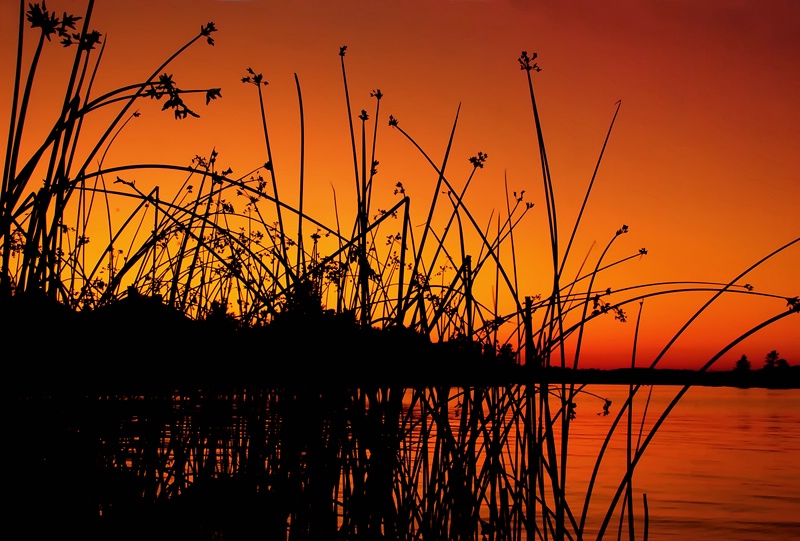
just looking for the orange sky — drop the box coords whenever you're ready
[2,0,798,369]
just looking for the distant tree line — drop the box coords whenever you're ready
[733,350,791,371]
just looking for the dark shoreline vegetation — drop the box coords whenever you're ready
[7,292,797,393]
[4,296,796,397]
[4,3,798,540]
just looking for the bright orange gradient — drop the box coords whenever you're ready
[1,0,797,369]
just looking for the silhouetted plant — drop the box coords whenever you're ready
[763,349,781,369]
[734,354,751,371]
[1,2,220,308]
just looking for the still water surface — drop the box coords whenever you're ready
[564,385,800,541]
[61,384,798,539]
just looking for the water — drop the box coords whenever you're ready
[562,385,800,540]
[18,384,797,540]
[396,384,800,540]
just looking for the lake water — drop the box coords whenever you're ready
[20,384,795,540]
[560,384,800,541]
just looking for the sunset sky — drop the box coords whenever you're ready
[1,0,798,369]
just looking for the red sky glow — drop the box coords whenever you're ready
[2,0,797,370]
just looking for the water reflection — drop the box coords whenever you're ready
[10,385,800,540]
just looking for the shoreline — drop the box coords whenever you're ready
[532,366,800,389]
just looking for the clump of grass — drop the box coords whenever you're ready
[1,1,220,307]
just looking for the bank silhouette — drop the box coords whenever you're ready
[8,291,796,394]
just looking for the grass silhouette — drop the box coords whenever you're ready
[3,3,798,540]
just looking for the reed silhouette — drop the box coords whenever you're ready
[4,3,798,540]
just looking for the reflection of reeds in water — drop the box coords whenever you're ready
[17,386,608,539]
[4,3,799,541]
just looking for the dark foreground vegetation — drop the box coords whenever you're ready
[5,290,521,392]
[6,291,796,395]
